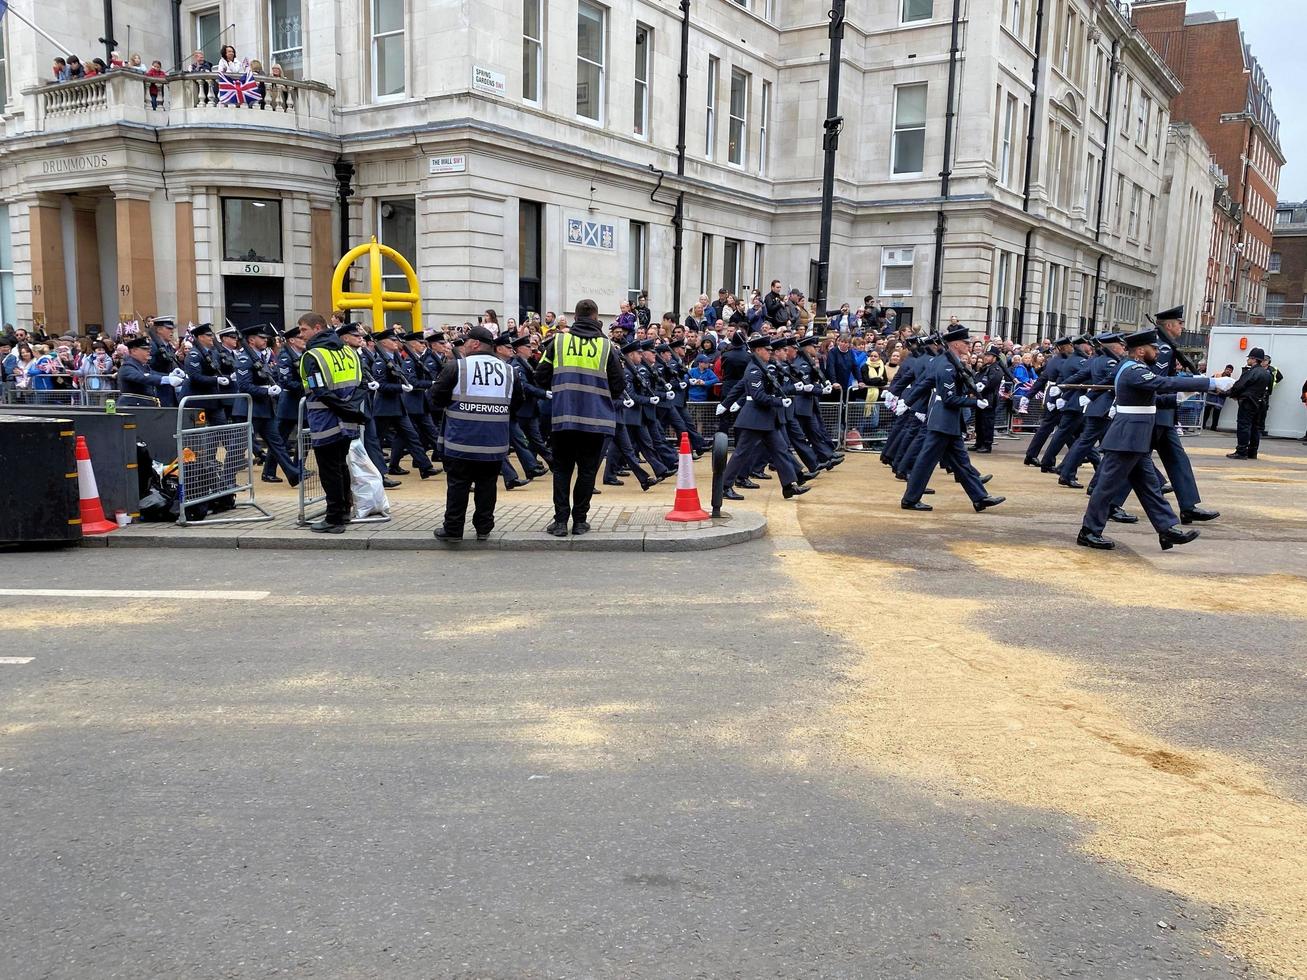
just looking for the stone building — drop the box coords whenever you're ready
[1268,202,1307,321]
[0,0,1189,339]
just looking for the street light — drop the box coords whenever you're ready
[812,0,846,336]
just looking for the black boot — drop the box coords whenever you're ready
[1180,507,1219,524]
[973,495,1006,513]
[1109,507,1139,524]
[1159,525,1200,551]
[1077,527,1114,550]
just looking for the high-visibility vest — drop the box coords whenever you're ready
[300,342,364,447]
[543,333,617,434]
[442,353,514,461]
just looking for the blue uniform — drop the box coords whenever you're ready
[1058,350,1116,483]
[236,346,300,483]
[1038,349,1093,468]
[1150,333,1203,511]
[721,356,798,488]
[148,338,182,407]
[118,358,170,407]
[903,354,989,506]
[373,348,434,477]
[1023,353,1068,462]
[1083,359,1213,534]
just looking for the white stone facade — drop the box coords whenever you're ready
[0,0,1191,339]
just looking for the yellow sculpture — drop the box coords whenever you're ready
[331,237,422,331]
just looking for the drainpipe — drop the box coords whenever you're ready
[928,0,963,329]
[1015,0,1047,344]
[672,0,690,318]
[812,0,846,332]
[1089,38,1119,331]
[171,0,183,73]
[99,0,117,65]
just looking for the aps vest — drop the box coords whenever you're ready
[443,353,514,461]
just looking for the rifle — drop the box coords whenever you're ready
[944,348,981,397]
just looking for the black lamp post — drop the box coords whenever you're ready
[812,0,846,336]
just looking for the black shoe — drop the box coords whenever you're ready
[1109,507,1139,524]
[382,478,402,489]
[979,474,992,485]
[572,521,591,536]
[261,475,285,484]
[253,452,267,465]
[615,469,631,477]
[419,469,436,480]
[1159,526,1200,551]
[308,520,345,534]
[389,467,410,476]
[973,495,1005,513]
[753,471,773,481]
[287,474,300,489]
[603,478,625,486]
[973,447,992,454]
[545,521,569,537]
[901,500,933,511]
[723,488,744,501]
[1077,527,1115,550]
[476,531,491,542]
[1160,483,1173,495]
[1180,507,1219,524]
[692,451,704,460]
[1040,465,1058,474]
[923,488,936,495]
[529,468,550,478]
[639,479,655,492]
[504,479,528,490]
[1023,457,1038,467]
[736,479,760,490]
[1247,454,1258,460]
[1226,452,1249,459]
[434,528,462,542]
[781,483,810,499]
[1058,478,1083,489]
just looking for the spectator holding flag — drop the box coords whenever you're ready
[216,45,247,74]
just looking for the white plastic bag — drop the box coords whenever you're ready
[346,438,391,518]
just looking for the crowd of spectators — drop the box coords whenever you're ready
[1,322,121,398]
[47,43,288,99]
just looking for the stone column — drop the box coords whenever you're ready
[174,199,199,326]
[310,203,334,315]
[113,188,157,320]
[73,206,104,331]
[28,197,70,333]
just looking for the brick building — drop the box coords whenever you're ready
[1133,1,1286,325]
[1268,203,1307,321]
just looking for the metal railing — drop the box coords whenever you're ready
[1218,302,1307,327]
[174,394,272,527]
[2,377,119,407]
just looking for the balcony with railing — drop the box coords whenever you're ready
[1219,302,1307,328]
[19,70,335,137]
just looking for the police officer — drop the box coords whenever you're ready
[638,340,680,471]
[1079,328,1233,551]
[119,335,184,406]
[401,330,443,470]
[1022,336,1073,466]
[1151,306,1219,524]
[430,323,523,542]
[1058,333,1120,489]
[510,333,553,467]
[341,323,393,484]
[148,317,183,407]
[183,324,232,422]
[494,332,545,480]
[1037,335,1094,471]
[901,325,1004,514]
[298,312,367,533]
[719,334,809,501]
[971,345,1004,453]
[235,324,300,486]
[536,298,627,535]
[215,324,242,421]
[1225,347,1272,459]
[275,324,306,455]
[373,327,436,479]
[793,335,842,464]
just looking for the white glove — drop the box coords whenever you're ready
[1018,397,1030,414]
[976,399,989,409]
[165,375,184,388]
[1078,395,1090,409]
[170,368,186,380]
[215,375,231,387]
[885,394,898,411]
[1055,399,1066,410]
[267,384,283,397]
[914,412,926,422]
[401,383,414,393]
[782,397,793,407]
[367,381,380,392]
[715,403,728,416]
[894,400,909,417]
[730,402,742,413]
[1048,385,1062,398]
[1211,375,1234,393]
[1176,425,1184,438]
[822,384,833,395]
[1109,405,1118,419]
[544,390,553,399]
[679,382,687,390]
[650,395,660,405]
[623,397,635,408]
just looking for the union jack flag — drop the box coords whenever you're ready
[217,69,262,107]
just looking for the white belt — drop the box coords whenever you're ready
[1115,405,1156,415]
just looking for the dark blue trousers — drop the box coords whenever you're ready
[1151,423,1201,511]
[1025,408,1061,460]
[1059,416,1107,481]
[1087,451,1178,534]
[723,428,797,487]
[903,431,987,505]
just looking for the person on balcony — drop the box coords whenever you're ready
[87,58,109,77]
[186,50,212,72]
[127,53,146,72]
[146,61,167,109]
[216,45,247,75]
[65,56,86,79]
[52,58,69,82]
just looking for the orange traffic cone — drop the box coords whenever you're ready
[665,432,711,522]
[74,436,118,535]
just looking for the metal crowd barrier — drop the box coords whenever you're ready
[2,378,119,407]
[295,397,390,526]
[1176,397,1205,434]
[842,398,892,451]
[174,394,272,527]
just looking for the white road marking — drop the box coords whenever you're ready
[0,589,269,601]
[0,658,34,665]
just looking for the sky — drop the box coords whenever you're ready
[1213,1,1306,201]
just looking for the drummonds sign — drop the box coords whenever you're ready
[42,153,111,176]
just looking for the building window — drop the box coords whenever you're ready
[700,234,714,294]
[222,199,283,263]
[1084,152,1098,215]
[1266,292,1286,317]
[892,84,927,176]
[758,80,771,176]
[753,243,764,292]
[902,0,932,23]
[705,57,718,158]
[522,0,543,104]
[1137,93,1150,144]
[1006,0,1022,38]
[628,220,647,304]
[1145,194,1155,248]
[372,0,405,99]
[880,247,915,295]
[728,69,749,167]
[1113,174,1125,233]
[519,201,543,323]
[194,9,222,65]
[268,0,303,78]
[0,18,9,106]
[377,199,417,328]
[999,93,1017,187]
[576,1,606,122]
[723,239,743,295]
[0,205,14,329]
[633,24,651,138]
[1269,251,1282,273]
[1127,184,1142,239]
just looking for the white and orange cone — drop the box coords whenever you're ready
[665,432,711,522]
[75,436,118,535]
